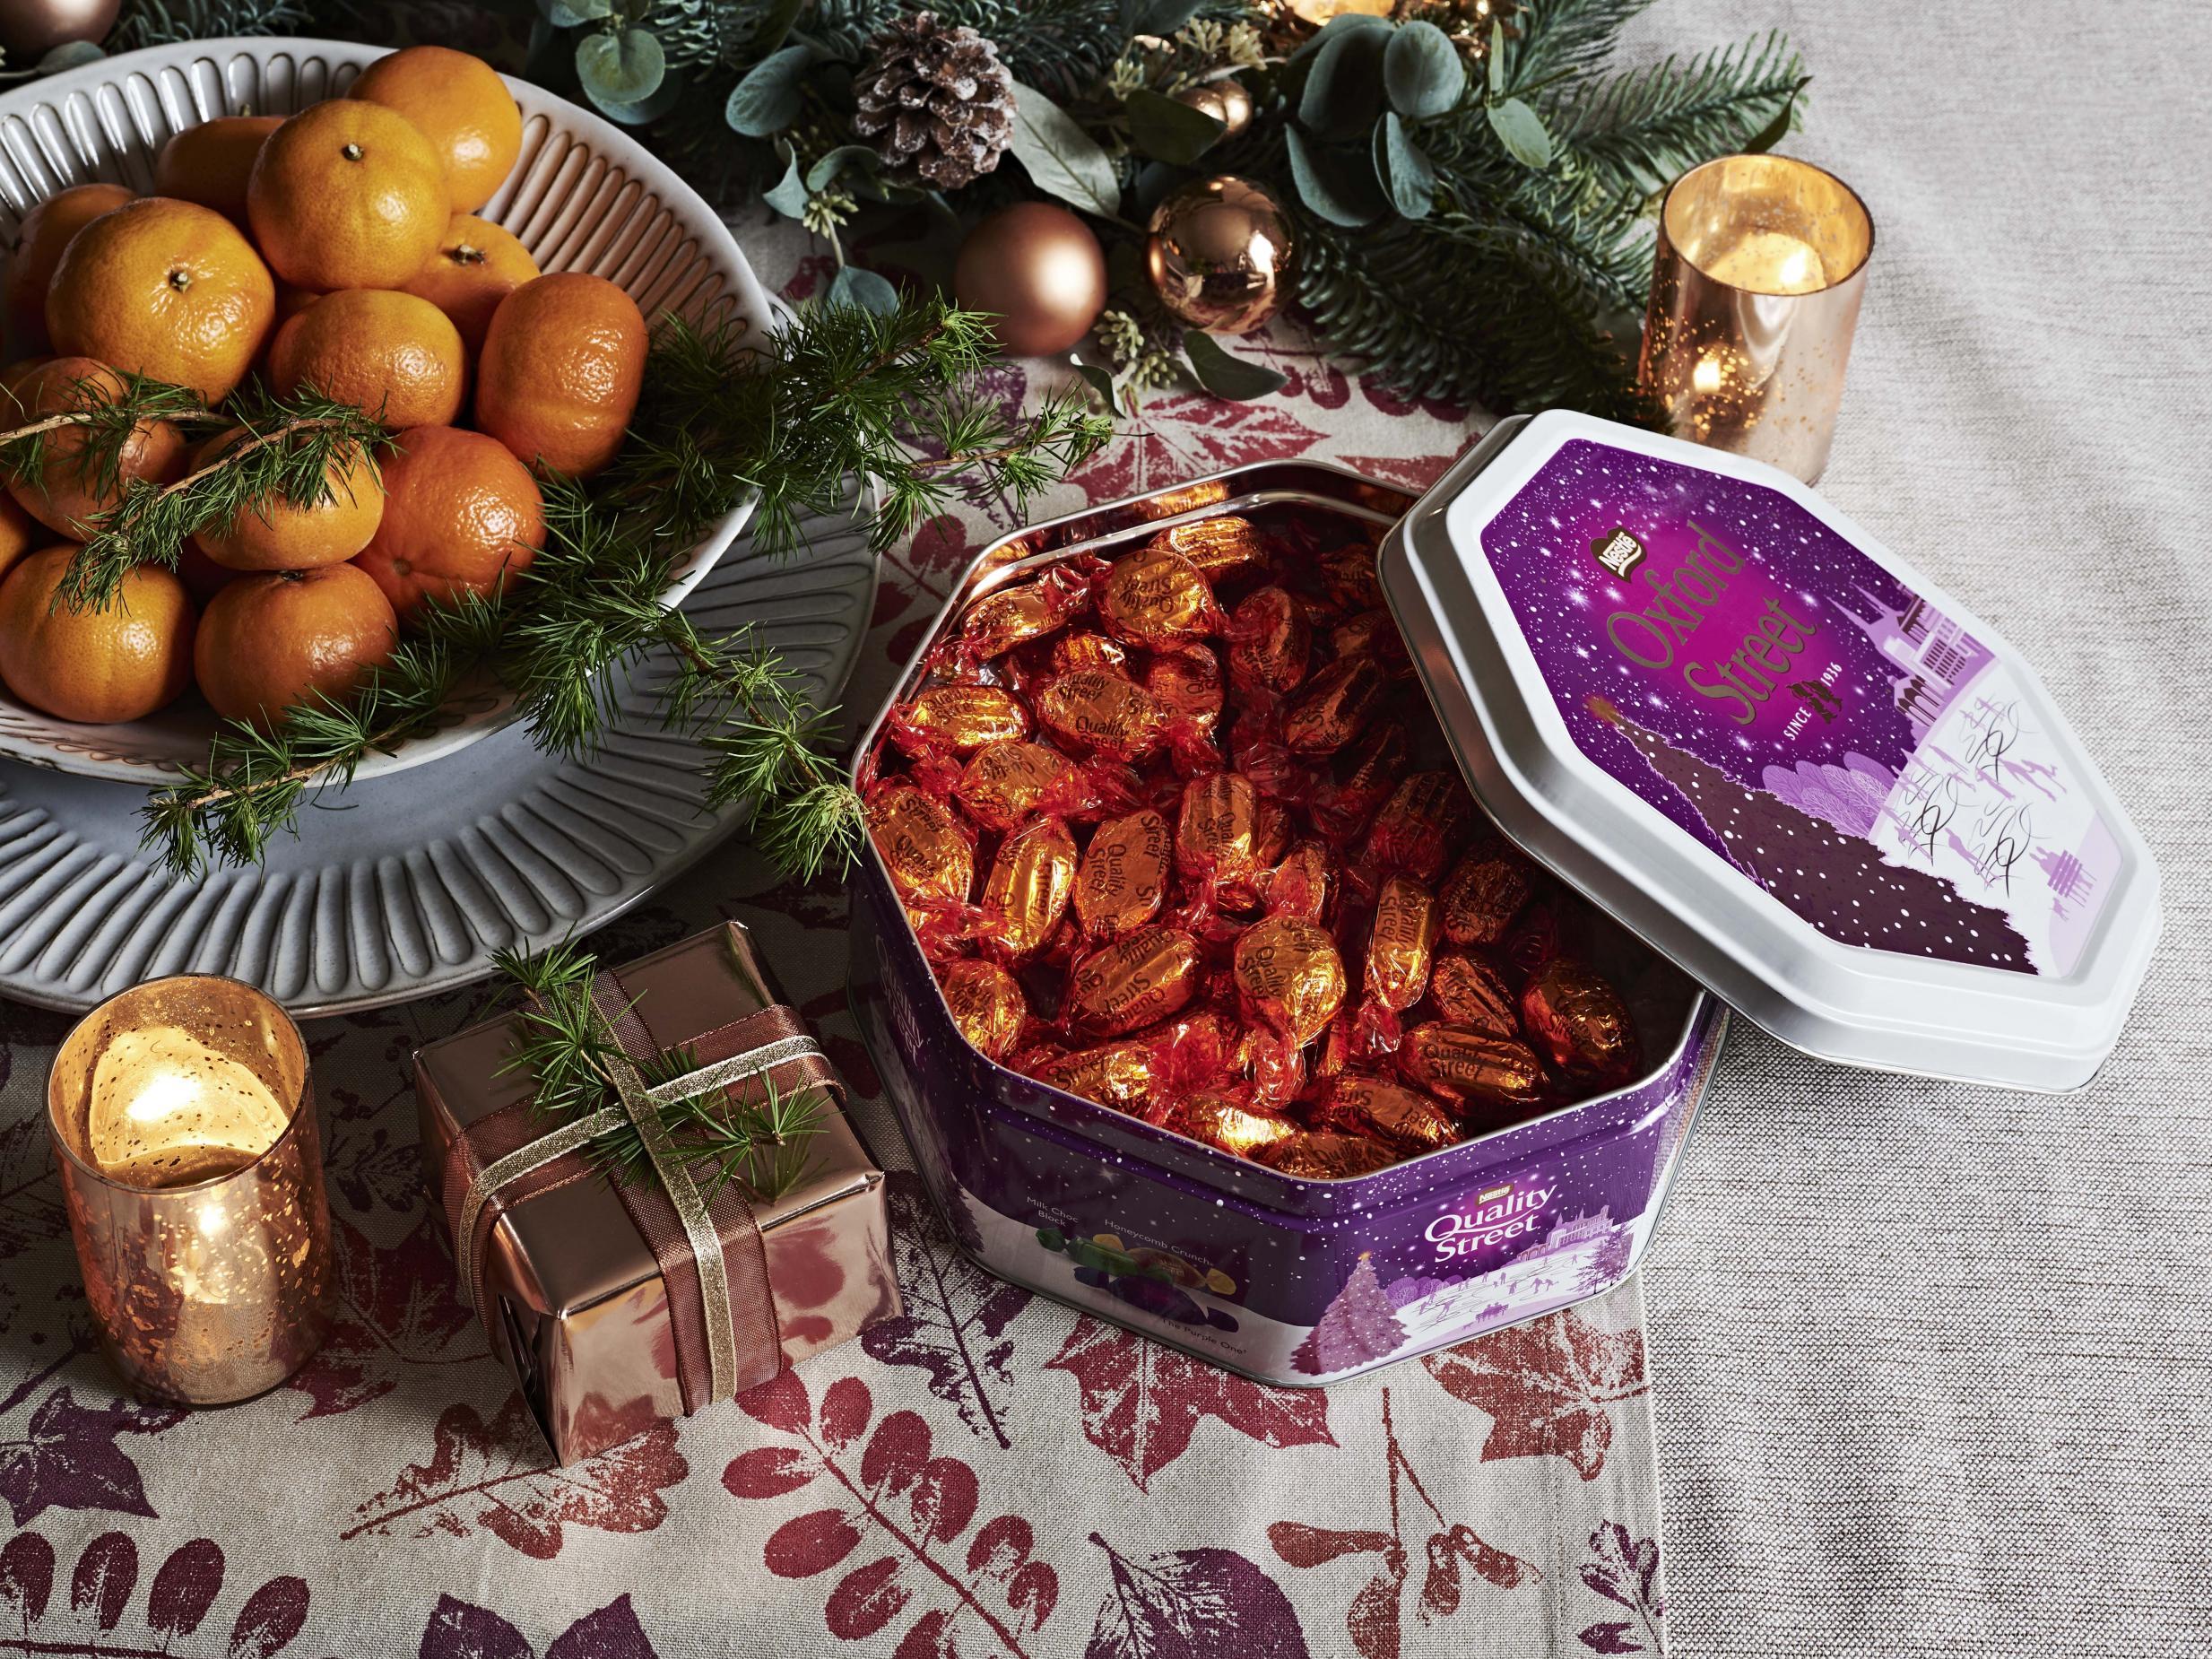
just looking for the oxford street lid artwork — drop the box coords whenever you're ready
[1385,411,2159,1092]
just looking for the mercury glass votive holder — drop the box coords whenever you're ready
[1638,153,1875,482]
[48,976,334,1405]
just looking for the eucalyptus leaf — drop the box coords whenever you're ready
[542,0,612,25]
[1284,126,1385,229]
[1487,18,1507,96]
[1287,11,1391,70]
[827,265,900,315]
[1009,82,1121,219]
[1298,22,1388,140]
[1074,362,1120,408]
[1125,0,1205,34]
[1184,331,1288,401]
[725,43,813,137]
[807,144,881,192]
[1125,88,1224,168]
[577,27,666,108]
[1487,96,1553,169]
[37,40,105,73]
[764,149,810,219]
[750,0,808,53]
[1384,22,1463,121]
[585,70,689,126]
[1376,111,1436,220]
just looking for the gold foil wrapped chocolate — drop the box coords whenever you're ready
[1256,1130,1394,1180]
[1075,808,1173,941]
[1320,542,1384,612]
[955,740,1071,832]
[1521,958,1643,1085]
[1364,873,1438,1015]
[1034,1039,1157,1114]
[1037,670,1168,761]
[1101,545,1224,647]
[1369,771,1474,882]
[1440,846,1534,946]
[980,817,1078,958]
[1402,1025,1546,1113]
[1146,646,1225,735]
[1312,721,1410,842]
[866,785,974,908]
[1175,772,1260,892]
[940,959,1029,1061]
[893,684,1031,755]
[1235,916,1348,1047]
[1153,514,1262,580]
[1052,631,1131,677]
[1228,586,1311,696]
[1318,1073,1461,1156]
[1260,841,1332,924]
[1282,655,1386,755]
[960,563,1093,658]
[1065,926,1201,1038]
[1164,1091,1299,1159]
[1428,951,1519,1038]
[1330,611,1412,677]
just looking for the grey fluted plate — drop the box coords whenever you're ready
[0,505,876,1017]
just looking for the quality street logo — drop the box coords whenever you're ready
[1590,525,1646,580]
[1425,1179,1554,1261]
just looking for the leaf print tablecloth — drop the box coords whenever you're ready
[0,231,1672,1659]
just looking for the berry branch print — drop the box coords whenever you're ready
[1589,698,2034,971]
[1267,1389,1537,1659]
[0,1531,316,1656]
[724,1369,1057,1656]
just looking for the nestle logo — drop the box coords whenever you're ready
[1591,526,1645,579]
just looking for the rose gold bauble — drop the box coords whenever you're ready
[951,203,1108,357]
[0,0,118,58]
[1145,175,1294,335]
[1173,76,1253,139]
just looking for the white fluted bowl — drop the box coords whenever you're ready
[0,38,774,783]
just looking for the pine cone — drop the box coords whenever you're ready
[852,11,1014,190]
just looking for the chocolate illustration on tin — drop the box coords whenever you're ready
[1482,438,2120,977]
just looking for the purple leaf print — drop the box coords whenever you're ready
[418,1593,662,1659]
[146,1535,223,1637]
[70,1530,135,1629]
[230,1576,311,1659]
[0,1531,54,1620]
[861,1172,1029,1448]
[1085,1534,1312,1659]
[0,1389,183,1526]
[1575,1523,1665,1654]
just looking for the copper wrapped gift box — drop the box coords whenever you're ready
[417,923,898,1464]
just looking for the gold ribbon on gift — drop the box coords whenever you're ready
[451,970,826,1405]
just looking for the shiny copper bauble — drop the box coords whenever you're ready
[951,202,1108,358]
[1146,175,1294,336]
[1172,75,1253,139]
[0,0,117,57]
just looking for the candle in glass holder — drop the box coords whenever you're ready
[48,976,334,1405]
[1638,153,1875,482]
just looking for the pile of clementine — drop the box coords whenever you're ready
[0,46,649,730]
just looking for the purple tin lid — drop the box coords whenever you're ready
[1378,410,2159,1091]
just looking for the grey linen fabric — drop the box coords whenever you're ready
[1621,2,2212,1654]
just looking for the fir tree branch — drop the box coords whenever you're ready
[1550,32,1808,196]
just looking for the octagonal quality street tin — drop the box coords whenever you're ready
[1383,412,2159,1092]
[848,462,1727,1387]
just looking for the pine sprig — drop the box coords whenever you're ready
[494,937,831,1205]
[1550,32,1808,196]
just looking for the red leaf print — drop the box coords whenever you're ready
[1348,1569,1401,1659]
[967,1514,1032,1576]
[0,1533,51,1620]
[820,1376,872,1451]
[229,1576,310,1658]
[1045,1316,1335,1491]
[861,1409,933,1493]
[288,1216,485,1420]
[905,1457,977,1547]
[343,1396,685,1558]
[1265,1523,1394,1568]
[893,1609,955,1659]
[826,1557,910,1639]
[736,1367,812,1434]
[723,1446,817,1499]
[146,1536,221,1636]
[69,1531,134,1629]
[1335,453,1458,494]
[766,1508,864,1578]
[1070,395,1323,499]
[1420,1306,1646,1480]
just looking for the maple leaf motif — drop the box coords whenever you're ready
[1085,1533,1313,1659]
[861,1172,1030,1448]
[420,1592,663,1659]
[1335,453,1459,494]
[0,1389,183,1527]
[343,1396,686,1558]
[1070,395,1323,501]
[1420,1306,1646,1480]
[1045,1317,1334,1492]
[290,1216,488,1420]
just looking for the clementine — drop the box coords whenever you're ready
[400,213,537,352]
[174,537,236,605]
[0,545,195,724]
[3,181,133,355]
[0,356,49,421]
[45,197,275,402]
[0,493,36,586]
[474,273,645,479]
[193,562,397,725]
[351,46,523,214]
[4,357,188,539]
[269,288,466,430]
[152,116,283,224]
[246,100,449,291]
[190,423,385,571]
[354,423,544,620]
